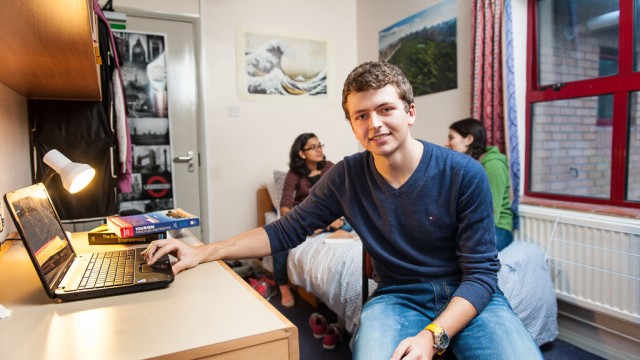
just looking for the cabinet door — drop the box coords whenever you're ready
[0,0,101,100]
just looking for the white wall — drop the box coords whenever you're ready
[356,0,528,197]
[198,0,359,240]
[111,0,474,241]
[112,0,359,241]
[113,0,474,242]
[0,82,31,241]
[356,0,473,146]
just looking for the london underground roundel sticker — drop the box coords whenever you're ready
[144,175,171,198]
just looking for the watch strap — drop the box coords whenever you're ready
[425,323,448,355]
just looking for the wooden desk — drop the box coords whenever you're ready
[0,232,298,360]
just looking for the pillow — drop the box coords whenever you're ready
[497,241,558,345]
[266,170,287,216]
[264,211,278,224]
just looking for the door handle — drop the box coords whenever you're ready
[173,153,192,162]
[173,151,195,172]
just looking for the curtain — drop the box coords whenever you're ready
[504,0,520,229]
[473,0,521,229]
[471,0,505,153]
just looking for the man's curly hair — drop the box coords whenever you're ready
[341,61,414,120]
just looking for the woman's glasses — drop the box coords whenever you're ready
[303,144,325,152]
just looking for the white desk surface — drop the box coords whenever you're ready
[0,232,297,359]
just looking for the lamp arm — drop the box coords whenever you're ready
[41,168,58,188]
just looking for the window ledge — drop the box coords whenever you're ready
[520,196,640,219]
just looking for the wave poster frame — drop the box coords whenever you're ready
[237,27,333,102]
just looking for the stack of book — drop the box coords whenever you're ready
[89,208,200,245]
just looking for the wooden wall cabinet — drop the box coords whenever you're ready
[0,0,101,100]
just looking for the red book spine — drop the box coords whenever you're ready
[108,216,134,238]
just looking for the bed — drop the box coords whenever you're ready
[258,172,558,346]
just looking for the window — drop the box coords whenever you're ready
[628,92,640,201]
[597,48,617,126]
[526,0,640,208]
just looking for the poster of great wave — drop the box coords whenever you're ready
[238,28,331,101]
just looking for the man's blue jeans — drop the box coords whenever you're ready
[353,281,542,360]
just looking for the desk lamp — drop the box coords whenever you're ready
[42,149,95,194]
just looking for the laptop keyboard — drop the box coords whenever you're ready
[78,250,135,290]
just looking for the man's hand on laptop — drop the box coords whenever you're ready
[143,239,204,276]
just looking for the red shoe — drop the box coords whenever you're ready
[308,312,328,339]
[249,277,276,300]
[322,323,344,350]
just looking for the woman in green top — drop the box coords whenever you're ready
[445,118,514,250]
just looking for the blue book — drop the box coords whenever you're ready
[107,208,200,238]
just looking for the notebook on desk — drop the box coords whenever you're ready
[3,183,174,301]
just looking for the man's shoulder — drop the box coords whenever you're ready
[416,140,486,186]
[341,150,368,165]
[324,152,369,181]
[420,139,474,166]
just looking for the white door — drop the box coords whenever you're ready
[123,14,202,237]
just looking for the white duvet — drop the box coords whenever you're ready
[287,231,558,346]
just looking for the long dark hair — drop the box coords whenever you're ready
[449,118,487,160]
[289,133,326,177]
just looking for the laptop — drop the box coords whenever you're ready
[4,183,174,301]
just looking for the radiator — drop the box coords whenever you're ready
[516,204,640,325]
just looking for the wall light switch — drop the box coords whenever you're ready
[228,106,240,118]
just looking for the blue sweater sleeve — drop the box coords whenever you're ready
[450,158,500,312]
[264,165,344,254]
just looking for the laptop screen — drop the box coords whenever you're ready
[5,184,75,294]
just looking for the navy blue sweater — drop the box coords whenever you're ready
[264,140,499,312]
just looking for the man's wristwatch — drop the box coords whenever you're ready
[425,323,450,355]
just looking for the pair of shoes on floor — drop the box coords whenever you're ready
[309,312,327,339]
[322,323,345,350]
[308,313,344,351]
[249,276,276,300]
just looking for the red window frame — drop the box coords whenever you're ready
[525,0,640,209]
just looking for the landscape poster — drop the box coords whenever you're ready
[379,0,458,96]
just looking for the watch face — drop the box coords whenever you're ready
[436,332,450,350]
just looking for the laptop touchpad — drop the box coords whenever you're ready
[140,255,171,273]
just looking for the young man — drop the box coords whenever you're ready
[144,62,541,359]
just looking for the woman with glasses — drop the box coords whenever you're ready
[274,132,351,307]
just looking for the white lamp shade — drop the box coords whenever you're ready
[43,149,96,193]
